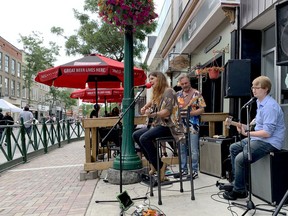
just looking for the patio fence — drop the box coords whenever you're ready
[0,119,84,172]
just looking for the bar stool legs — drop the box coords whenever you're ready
[149,137,185,205]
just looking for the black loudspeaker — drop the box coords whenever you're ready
[224,59,251,98]
[199,137,234,178]
[251,150,288,205]
[276,0,288,66]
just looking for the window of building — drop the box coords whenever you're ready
[11,59,16,75]
[4,55,9,73]
[17,62,21,77]
[280,66,288,104]
[4,77,9,96]
[262,25,276,99]
[11,80,15,96]
[22,86,26,98]
[0,52,2,71]
[32,88,37,100]
[16,82,20,97]
[0,75,2,97]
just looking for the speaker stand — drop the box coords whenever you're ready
[273,189,288,216]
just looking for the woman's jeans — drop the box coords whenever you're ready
[230,138,278,192]
[180,132,199,173]
[132,126,172,169]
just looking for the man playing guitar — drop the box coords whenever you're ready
[223,76,286,200]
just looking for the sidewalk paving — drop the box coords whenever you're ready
[0,140,287,216]
[0,140,96,216]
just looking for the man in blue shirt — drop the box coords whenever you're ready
[223,76,286,200]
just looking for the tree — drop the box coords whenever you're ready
[47,87,77,118]
[51,0,157,63]
[47,86,61,115]
[20,32,60,105]
[58,90,77,118]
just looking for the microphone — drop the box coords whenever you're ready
[241,97,256,109]
[135,83,153,89]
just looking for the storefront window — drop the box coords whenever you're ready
[281,66,288,104]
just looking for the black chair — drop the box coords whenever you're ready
[98,127,121,159]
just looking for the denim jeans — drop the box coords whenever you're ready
[132,126,172,169]
[230,138,278,192]
[180,132,199,173]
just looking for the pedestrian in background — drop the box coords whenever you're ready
[0,108,5,140]
[3,112,14,125]
[19,106,34,135]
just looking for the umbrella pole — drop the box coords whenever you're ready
[105,97,107,116]
[95,79,98,117]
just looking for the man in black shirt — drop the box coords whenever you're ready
[90,104,100,118]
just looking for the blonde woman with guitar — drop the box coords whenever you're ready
[132,72,185,182]
[223,76,285,201]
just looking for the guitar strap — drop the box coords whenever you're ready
[182,89,195,109]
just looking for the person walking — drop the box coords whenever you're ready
[132,71,185,182]
[223,76,285,200]
[0,108,5,140]
[3,112,14,125]
[19,106,34,135]
[176,74,206,179]
[2,112,14,146]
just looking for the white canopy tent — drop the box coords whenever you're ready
[0,99,23,113]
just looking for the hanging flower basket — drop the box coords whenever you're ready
[169,55,189,71]
[98,0,158,31]
[207,66,224,79]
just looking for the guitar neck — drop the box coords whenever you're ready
[229,120,239,127]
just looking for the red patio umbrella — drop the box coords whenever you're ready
[71,88,124,112]
[70,88,124,100]
[82,98,122,103]
[35,54,146,89]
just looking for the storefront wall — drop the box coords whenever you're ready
[240,0,288,150]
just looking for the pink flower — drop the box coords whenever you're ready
[98,0,158,30]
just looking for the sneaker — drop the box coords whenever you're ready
[173,170,188,178]
[187,171,198,179]
[223,190,248,200]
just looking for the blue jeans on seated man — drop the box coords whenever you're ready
[180,132,199,177]
[230,138,278,193]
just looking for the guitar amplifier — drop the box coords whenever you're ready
[199,137,234,178]
[251,150,288,204]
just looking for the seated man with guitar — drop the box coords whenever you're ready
[132,72,185,182]
[223,76,285,200]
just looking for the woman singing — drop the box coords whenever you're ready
[132,72,185,181]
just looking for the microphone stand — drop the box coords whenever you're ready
[95,87,148,212]
[231,105,281,215]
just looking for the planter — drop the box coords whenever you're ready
[207,67,224,79]
[98,0,158,30]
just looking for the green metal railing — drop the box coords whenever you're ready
[0,120,84,172]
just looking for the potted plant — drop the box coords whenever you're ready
[98,0,158,31]
[207,66,224,79]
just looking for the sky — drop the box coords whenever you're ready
[0,0,86,66]
[0,0,164,66]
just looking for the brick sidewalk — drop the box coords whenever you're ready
[0,140,97,216]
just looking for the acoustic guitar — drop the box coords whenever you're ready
[225,116,256,130]
[146,106,157,129]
